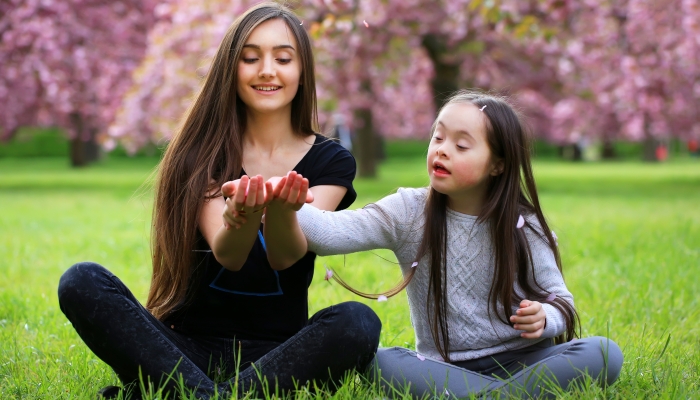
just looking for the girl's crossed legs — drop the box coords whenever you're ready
[58,262,381,399]
[372,337,623,399]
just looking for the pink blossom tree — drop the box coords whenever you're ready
[511,0,700,159]
[109,0,539,175]
[0,0,157,165]
[108,0,261,153]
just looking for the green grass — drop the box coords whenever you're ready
[1,154,699,399]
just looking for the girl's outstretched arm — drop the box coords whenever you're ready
[297,188,423,257]
[198,175,272,271]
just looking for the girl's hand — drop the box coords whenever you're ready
[510,300,546,339]
[270,171,314,211]
[221,175,273,229]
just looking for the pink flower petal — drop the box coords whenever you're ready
[480,105,487,111]
[516,215,525,229]
[416,354,425,361]
[324,267,333,281]
[551,230,558,246]
[444,388,450,396]
[546,293,557,301]
[411,262,418,268]
[363,20,369,28]
[300,21,303,25]
[377,295,388,302]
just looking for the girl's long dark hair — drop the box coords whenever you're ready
[416,91,579,362]
[147,2,318,320]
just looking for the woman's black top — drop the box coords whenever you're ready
[164,135,356,342]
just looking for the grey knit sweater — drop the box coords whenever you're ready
[298,187,574,362]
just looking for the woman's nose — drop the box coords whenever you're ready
[258,56,276,78]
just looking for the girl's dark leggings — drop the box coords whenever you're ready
[371,337,623,399]
[58,262,381,399]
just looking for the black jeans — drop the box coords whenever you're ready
[58,262,381,399]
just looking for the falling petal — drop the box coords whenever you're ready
[480,105,487,111]
[378,295,388,302]
[417,354,425,361]
[444,388,450,397]
[551,230,558,246]
[411,261,418,268]
[546,293,557,301]
[300,21,303,25]
[516,215,525,229]
[363,20,369,28]
[324,267,333,281]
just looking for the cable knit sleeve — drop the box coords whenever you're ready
[523,218,575,339]
[297,188,424,256]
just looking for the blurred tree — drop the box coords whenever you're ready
[109,0,542,176]
[108,0,261,153]
[0,0,157,166]
[512,0,700,159]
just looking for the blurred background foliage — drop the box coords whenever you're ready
[1,0,699,170]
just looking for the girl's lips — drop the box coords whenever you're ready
[432,164,451,176]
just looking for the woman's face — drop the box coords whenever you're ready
[236,18,302,117]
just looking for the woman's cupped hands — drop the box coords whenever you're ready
[221,171,314,230]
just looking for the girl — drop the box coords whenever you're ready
[57,3,380,399]
[264,91,624,398]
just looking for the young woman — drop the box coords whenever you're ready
[57,3,380,399]
[252,90,624,398]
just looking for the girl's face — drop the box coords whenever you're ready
[427,102,502,208]
[236,18,301,116]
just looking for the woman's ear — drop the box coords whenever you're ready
[490,158,505,176]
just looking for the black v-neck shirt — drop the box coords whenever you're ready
[164,134,356,341]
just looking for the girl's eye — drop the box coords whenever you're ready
[457,144,468,150]
[432,136,443,142]
[242,58,258,64]
[277,58,292,64]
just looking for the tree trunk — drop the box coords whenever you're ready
[69,113,100,167]
[422,34,461,108]
[560,144,583,161]
[601,139,616,159]
[354,108,377,178]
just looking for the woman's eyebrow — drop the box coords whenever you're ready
[242,43,296,51]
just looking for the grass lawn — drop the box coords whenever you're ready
[0,154,699,399]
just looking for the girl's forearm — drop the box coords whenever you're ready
[211,213,263,271]
[263,206,308,270]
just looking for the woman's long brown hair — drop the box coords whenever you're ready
[417,91,580,361]
[147,2,318,320]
